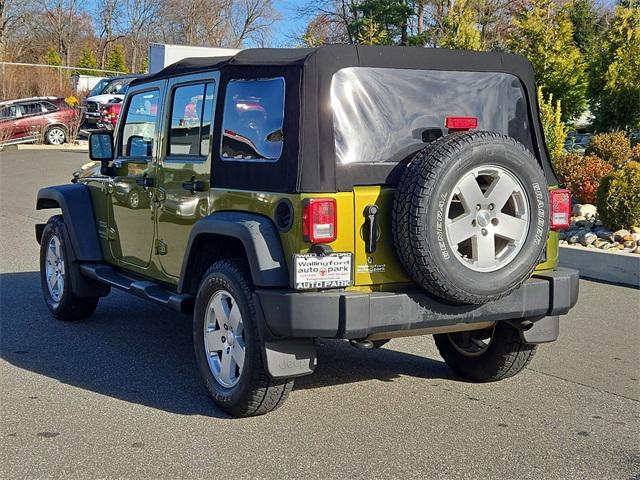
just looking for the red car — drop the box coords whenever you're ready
[97,101,122,131]
[0,97,77,146]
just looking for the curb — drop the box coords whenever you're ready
[1,143,88,153]
[559,245,640,287]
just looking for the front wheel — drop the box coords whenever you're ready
[434,322,537,382]
[193,260,293,417]
[39,215,99,320]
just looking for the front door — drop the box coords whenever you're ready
[156,72,219,279]
[108,81,165,268]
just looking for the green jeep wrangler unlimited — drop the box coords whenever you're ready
[36,46,579,417]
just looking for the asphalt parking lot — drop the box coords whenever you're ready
[1,149,639,480]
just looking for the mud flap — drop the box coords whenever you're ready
[252,293,317,378]
[520,315,559,344]
[263,340,317,378]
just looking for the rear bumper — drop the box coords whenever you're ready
[256,268,579,339]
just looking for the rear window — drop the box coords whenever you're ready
[220,77,285,162]
[330,67,533,165]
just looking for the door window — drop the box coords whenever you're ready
[120,90,160,158]
[41,102,58,112]
[168,82,215,156]
[21,103,43,116]
[0,105,18,119]
[220,77,285,162]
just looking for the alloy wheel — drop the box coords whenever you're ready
[448,327,496,357]
[45,235,65,303]
[445,165,530,272]
[203,290,246,388]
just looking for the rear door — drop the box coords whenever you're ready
[156,72,218,280]
[352,186,410,286]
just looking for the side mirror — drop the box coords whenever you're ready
[89,132,114,176]
[88,131,113,169]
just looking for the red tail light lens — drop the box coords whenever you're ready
[445,116,478,131]
[302,198,337,243]
[550,189,571,229]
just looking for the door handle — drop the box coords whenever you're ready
[182,178,206,194]
[135,176,154,188]
[364,204,379,254]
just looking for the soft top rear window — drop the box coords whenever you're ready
[330,67,533,165]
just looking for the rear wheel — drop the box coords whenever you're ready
[39,216,99,320]
[193,260,293,417]
[434,322,537,382]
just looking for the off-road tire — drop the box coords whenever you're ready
[393,131,550,305]
[39,215,99,321]
[193,259,294,417]
[434,322,537,382]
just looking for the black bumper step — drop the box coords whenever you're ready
[79,264,194,314]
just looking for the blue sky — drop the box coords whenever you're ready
[82,0,310,48]
[270,0,310,47]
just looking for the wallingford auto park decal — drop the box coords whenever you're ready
[293,252,353,289]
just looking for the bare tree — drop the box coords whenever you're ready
[122,0,161,72]
[41,0,82,66]
[227,0,280,48]
[96,0,123,68]
[0,0,37,60]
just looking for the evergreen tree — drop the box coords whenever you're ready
[567,0,599,53]
[509,0,588,121]
[350,0,412,45]
[356,15,391,45]
[589,6,640,131]
[105,44,127,73]
[75,44,99,76]
[44,47,62,66]
[440,0,481,50]
[537,88,568,163]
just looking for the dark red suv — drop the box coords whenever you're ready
[0,97,77,146]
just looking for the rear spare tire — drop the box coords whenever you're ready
[393,132,549,305]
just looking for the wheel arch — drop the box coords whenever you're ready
[36,184,103,262]
[179,211,289,294]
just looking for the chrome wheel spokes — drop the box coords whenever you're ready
[45,235,65,303]
[445,165,529,272]
[204,290,246,388]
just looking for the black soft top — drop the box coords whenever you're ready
[131,45,556,191]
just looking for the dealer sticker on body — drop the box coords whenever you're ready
[293,252,353,289]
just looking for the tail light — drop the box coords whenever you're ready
[445,116,478,132]
[550,189,571,229]
[302,198,337,243]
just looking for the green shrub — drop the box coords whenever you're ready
[554,153,613,204]
[596,161,640,229]
[538,88,568,163]
[585,132,632,168]
[631,144,640,163]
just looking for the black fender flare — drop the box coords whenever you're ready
[179,211,289,291]
[36,184,103,262]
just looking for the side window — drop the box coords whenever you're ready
[168,82,215,157]
[200,83,215,154]
[21,103,43,116]
[0,106,17,119]
[120,90,160,158]
[41,102,58,112]
[220,77,285,162]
